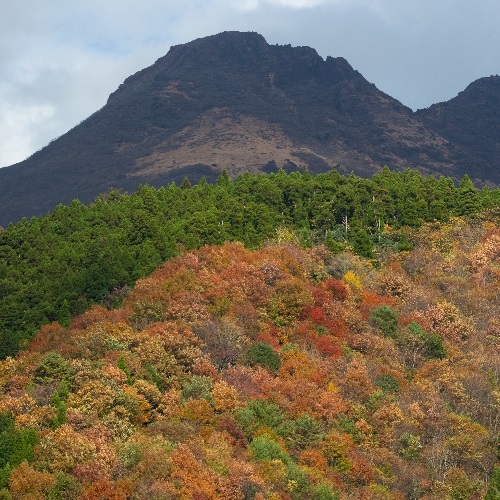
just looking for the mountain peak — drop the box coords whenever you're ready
[0,32,499,226]
[162,31,270,66]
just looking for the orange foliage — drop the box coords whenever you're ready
[1,231,499,498]
[70,305,125,332]
[343,357,375,401]
[213,380,242,412]
[180,398,216,424]
[170,444,221,498]
[9,461,55,500]
[298,449,329,472]
[278,350,323,386]
[312,390,349,421]
[26,322,69,355]
[359,290,397,320]
[80,479,127,500]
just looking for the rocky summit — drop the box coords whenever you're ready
[0,31,498,225]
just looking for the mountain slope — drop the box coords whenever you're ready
[0,31,498,226]
[416,76,500,182]
[0,221,499,497]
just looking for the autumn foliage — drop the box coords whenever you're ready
[0,215,499,498]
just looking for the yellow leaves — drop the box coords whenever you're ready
[266,277,313,326]
[122,385,153,425]
[0,356,17,385]
[343,270,363,294]
[35,424,96,472]
[212,380,241,412]
[0,393,36,417]
[15,405,56,430]
[273,227,300,245]
[133,379,162,408]
[256,458,288,491]
[100,321,138,348]
[327,381,338,393]
[203,431,233,475]
[68,379,118,418]
[320,430,353,473]
[371,403,404,429]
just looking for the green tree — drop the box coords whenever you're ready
[485,466,500,500]
[370,305,399,338]
[245,342,281,372]
[455,175,481,216]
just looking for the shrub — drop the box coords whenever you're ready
[245,342,281,372]
[485,466,500,500]
[249,434,288,463]
[398,433,423,460]
[407,322,445,360]
[236,400,285,438]
[47,472,81,499]
[181,375,213,402]
[33,352,73,385]
[370,305,399,338]
[278,414,323,450]
[312,482,340,500]
[374,374,400,394]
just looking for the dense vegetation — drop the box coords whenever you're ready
[0,214,498,497]
[1,167,498,358]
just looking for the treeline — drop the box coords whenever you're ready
[0,167,498,357]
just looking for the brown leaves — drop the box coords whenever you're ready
[9,461,55,500]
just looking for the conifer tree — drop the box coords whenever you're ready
[456,174,481,216]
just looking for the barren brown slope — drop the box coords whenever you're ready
[0,31,497,226]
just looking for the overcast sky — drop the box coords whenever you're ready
[1,0,498,168]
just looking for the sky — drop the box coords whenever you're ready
[1,0,499,168]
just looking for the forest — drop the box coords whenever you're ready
[0,167,499,498]
[0,214,498,498]
[0,167,498,359]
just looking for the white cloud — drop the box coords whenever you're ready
[246,0,326,9]
[0,97,55,167]
[0,0,499,167]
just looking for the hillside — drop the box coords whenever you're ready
[2,168,498,360]
[0,31,499,226]
[0,216,499,498]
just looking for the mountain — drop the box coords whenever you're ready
[416,76,500,183]
[0,31,499,226]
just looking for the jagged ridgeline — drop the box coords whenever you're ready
[0,167,499,358]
